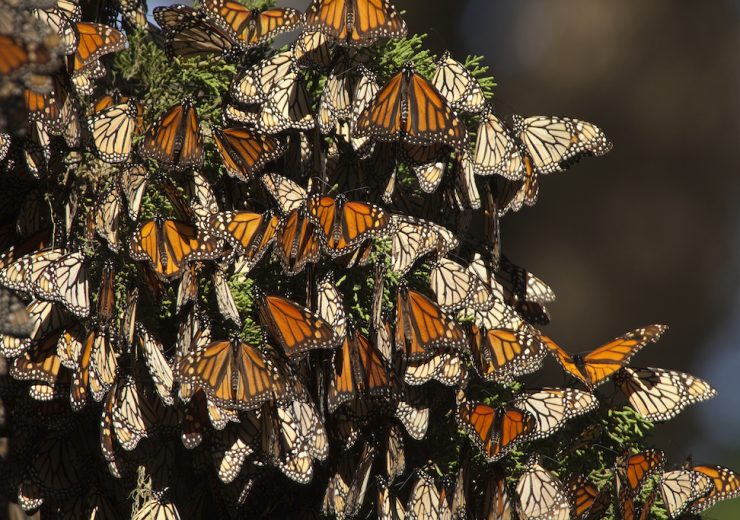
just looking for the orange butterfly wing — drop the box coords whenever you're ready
[396,287,466,361]
[275,210,321,276]
[616,449,665,496]
[259,294,340,358]
[304,0,349,41]
[73,22,126,72]
[406,71,466,148]
[355,69,404,139]
[350,0,407,45]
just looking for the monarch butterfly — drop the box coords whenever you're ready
[139,99,204,171]
[543,324,667,389]
[406,470,452,520]
[469,323,545,385]
[382,424,405,481]
[258,292,341,358]
[429,257,491,312]
[209,210,278,274]
[689,465,740,514]
[207,415,261,482]
[60,325,118,410]
[328,327,393,412]
[355,62,467,149]
[322,442,375,517]
[261,403,316,484]
[201,0,300,48]
[261,172,308,214]
[230,50,295,105]
[349,65,380,155]
[129,218,221,281]
[318,58,355,133]
[118,164,148,220]
[32,251,90,318]
[377,476,406,520]
[306,194,391,256]
[0,248,63,297]
[404,348,468,387]
[24,75,75,136]
[619,489,656,520]
[292,30,334,69]
[213,127,285,181]
[478,469,514,520]
[432,52,486,114]
[129,324,173,407]
[565,474,610,520]
[659,469,713,518]
[258,69,315,134]
[512,388,598,441]
[2,299,69,359]
[212,267,241,325]
[396,285,466,362]
[292,398,329,461]
[388,215,458,276]
[472,106,525,180]
[457,400,536,462]
[452,151,482,210]
[395,399,430,441]
[9,327,67,398]
[515,455,571,520]
[397,142,451,194]
[94,184,123,252]
[304,0,407,47]
[274,209,322,276]
[179,336,294,411]
[70,22,127,95]
[512,115,612,176]
[614,366,717,422]
[154,5,240,59]
[317,272,346,330]
[0,287,31,337]
[614,449,665,497]
[87,98,138,164]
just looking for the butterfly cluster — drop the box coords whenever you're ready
[0,0,738,518]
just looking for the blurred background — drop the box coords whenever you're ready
[132,0,739,517]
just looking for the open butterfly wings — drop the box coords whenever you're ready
[543,324,667,388]
[304,0,407,47]
[139,99,203,171]
[355,63,467,149]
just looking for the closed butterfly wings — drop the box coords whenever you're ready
[515,456,571,520]
[614,366,716,422]
[512,115,612,176]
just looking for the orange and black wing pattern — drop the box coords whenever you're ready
[356,63,465,149]
[306,195,391,256]
[566,474,610,520]
[209,210,278,262]
[274,209,321,276]
[690,465,740,514]
[615,449,665,497]
[139,99,203,171]
[72,22,126,73]
[543,324,666,388]
[405,66,466,148]
[0,34,54,76]
[457,401,535,462]
[258,293,341,359]
[354,68,404,140]
[129,218,221,281]
[203,0,300,47]
[178,338,293,410]
[328,327,393,411]
[470,323,545,384]
[396,286,466,361]
[213,127,285,181]
[304,0,406,46]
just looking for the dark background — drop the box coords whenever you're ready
[159,1,739,517]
